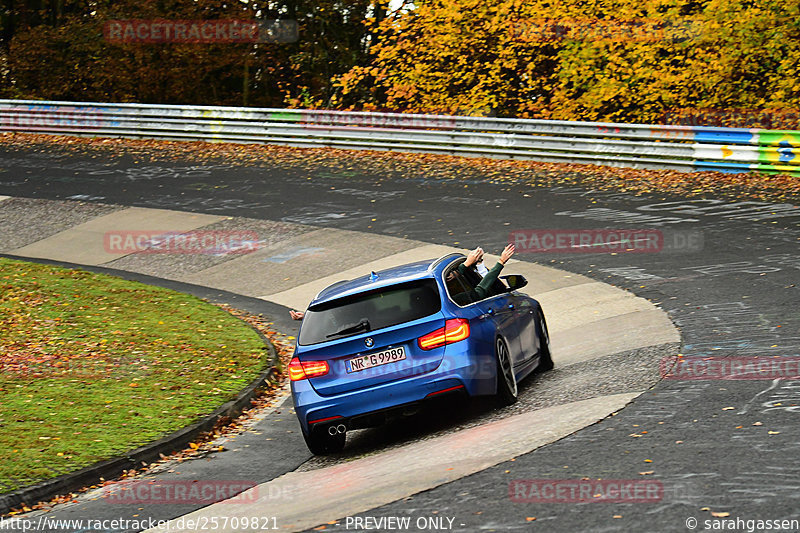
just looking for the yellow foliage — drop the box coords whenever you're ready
[336,0,800,126]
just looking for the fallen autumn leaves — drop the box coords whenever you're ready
[1,132,797,202]
[0,258,289,504]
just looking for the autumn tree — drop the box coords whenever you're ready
[3,0,797,126]
[334,0,560,115]
[543,0,800,124]
[336,0,800,125]
[0,0,389,107]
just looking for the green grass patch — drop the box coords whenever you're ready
[0,258,270,493]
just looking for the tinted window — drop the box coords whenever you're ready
[445,261,509,306]
[445,266,476,305]
[299,279,441,345]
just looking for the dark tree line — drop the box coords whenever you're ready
[0,0,388,107]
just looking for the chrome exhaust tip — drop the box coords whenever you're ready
[327,424,347,435]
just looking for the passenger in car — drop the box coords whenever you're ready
[292,244,515,317]
[449,244,515,305]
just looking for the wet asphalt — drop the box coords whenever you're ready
[1,145,799,532]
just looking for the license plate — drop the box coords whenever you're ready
[346,346,406,373]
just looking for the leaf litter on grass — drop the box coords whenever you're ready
[0,258,272,494]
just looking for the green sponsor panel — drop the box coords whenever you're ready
[268,111,301,121]
[754,163,800,176]
[758,130,800,144]
[757,131,800,166]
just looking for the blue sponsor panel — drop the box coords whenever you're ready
[693,160,753,173]
[758,132,800,167]
[693,128,757,145]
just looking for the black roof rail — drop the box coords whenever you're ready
[428,252,463,271]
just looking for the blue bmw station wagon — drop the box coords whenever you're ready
[289,253,553,454]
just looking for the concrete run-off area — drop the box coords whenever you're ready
[0,196,679,531]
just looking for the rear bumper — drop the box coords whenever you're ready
[291,345,496,434]
[331,383,467,432]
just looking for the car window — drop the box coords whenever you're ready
[444,263,476,305]
[488,276,509,297]
[459,265,483,290]
[446,273,471,305]
[465,264,510,299]
[445,260,510,306]
[299,278,441,345]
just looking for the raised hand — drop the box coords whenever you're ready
[464,246,484,267]
[500,244,515,265]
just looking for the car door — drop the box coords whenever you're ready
[476,293,525,367]
[507,292,537,360]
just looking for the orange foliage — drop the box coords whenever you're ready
[336,0,800,126]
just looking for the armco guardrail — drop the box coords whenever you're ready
[0,99,798,175]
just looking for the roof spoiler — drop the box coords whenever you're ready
[312,278,351,301]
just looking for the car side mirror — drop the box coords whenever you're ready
[501,274,527,291]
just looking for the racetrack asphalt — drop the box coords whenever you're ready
[0,143,799,532]
[0,195,674,532]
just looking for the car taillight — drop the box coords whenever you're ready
[288,357,330,381]
[417,318,470,350]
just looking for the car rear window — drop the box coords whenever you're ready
[298,279,441,345]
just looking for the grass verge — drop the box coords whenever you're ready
[0,258,271,493]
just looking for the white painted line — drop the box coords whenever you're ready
[146,392,640,533]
